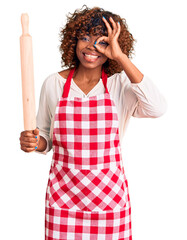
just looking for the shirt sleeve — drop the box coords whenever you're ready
[36,77,53,154]
[130,75,168,118]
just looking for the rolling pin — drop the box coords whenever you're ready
[20,13,36,130]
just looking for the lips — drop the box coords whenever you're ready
[82,52,100,62]
[84,53,99,59]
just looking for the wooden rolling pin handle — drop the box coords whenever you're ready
[21,13,30,36]
[20,13,36,131]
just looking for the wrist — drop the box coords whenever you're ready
[115,53,128,65]
[36,136,47,152]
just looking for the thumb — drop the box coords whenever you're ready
[33,128,39,135]
[94,36,108,55]
[94,44,105,55]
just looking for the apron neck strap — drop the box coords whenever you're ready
[62,67,108,98]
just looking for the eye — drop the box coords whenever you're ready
[99,41,108,46]
[80,36,90,41]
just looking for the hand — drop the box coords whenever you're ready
[94,16,123,61]
[19,128,40,153]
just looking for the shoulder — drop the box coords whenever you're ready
[44,68,71,84]
[58,68,71,79]
[107,71,137,106]
[39,68,73,102]
[40,73,57,94]
[39,70,66,100]
[42,68,72,91]
[107,70,131,90]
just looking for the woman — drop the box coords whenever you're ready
[20,5,167,240]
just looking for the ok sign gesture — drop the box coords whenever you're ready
[94,16,123,61]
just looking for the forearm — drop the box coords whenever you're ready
[36,135,47,152]
[116,53,144,83]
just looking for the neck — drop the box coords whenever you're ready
[73,65,103,83]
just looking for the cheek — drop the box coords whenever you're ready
[76,42,85,57]
[100,55,108,64]
[75,46,82,60]
[75,47,79,57]
[76,40,81,51]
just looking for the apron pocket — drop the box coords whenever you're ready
[48,164,128,212]
[85,165,128,212]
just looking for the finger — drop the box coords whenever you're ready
[21,141,37,149]
[21,131,35,138]
[102,16,112,35]
[21,132,39,145]
[114,21,121,40]
[109,17,118,35]
[96,36,109,44]
[33,128,39,136]
[94,42,106,55]
[20,135,37,144]
[20,132,38,142]
[20,145,36,153]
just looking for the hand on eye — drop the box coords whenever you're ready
[94,16,123,61]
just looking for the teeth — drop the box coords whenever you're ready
[84,54,98,59]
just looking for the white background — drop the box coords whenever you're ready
[0,0,187,239]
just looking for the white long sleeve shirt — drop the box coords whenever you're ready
[36,70,167,154]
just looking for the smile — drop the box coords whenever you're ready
[84,54,99,59]
[83,53,100,62]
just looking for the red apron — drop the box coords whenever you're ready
[45,67,132,240]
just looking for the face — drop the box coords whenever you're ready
[76,34,108,69]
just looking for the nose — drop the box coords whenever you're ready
[87,37,99,50]
[87,40,96,50]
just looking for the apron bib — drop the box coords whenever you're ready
[45,67,132,240]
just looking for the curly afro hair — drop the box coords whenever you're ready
[59,5,135,77]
